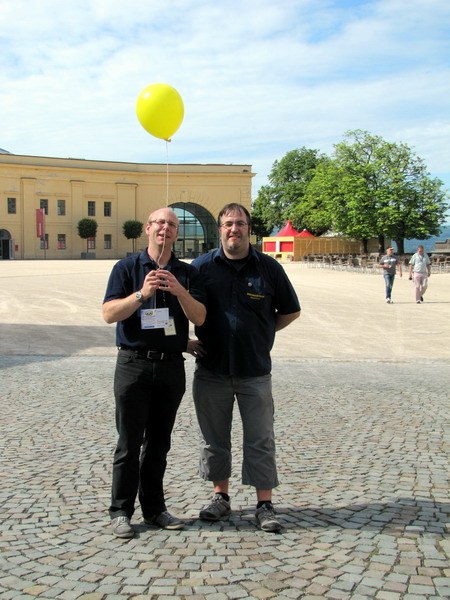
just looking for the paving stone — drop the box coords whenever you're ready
[1,329,449,599]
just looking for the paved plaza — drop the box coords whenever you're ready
[0,260,449,599]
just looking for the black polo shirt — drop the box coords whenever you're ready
[192,246,300,377]
[103,250,205,352]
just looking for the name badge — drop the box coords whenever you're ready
[140,308,170,329]
[164,317,177,336]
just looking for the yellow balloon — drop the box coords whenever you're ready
[136,83,184,141]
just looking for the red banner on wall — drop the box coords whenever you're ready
[36,208,45,238]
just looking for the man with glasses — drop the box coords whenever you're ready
[188,203,301,532]
[103,207,206,538]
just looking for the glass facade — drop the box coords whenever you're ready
[171,202,218,258]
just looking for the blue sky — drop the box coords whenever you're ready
[1,0,449,215]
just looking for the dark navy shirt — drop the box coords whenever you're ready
[192,246,300,377]
[103,250,205,352]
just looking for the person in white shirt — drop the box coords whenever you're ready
[408,245,431,304]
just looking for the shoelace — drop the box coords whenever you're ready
[116,516,129,524]
[258,504,276,518]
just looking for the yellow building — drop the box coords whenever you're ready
[0,150,253,260]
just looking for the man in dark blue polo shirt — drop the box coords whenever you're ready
[103,207,206,538]
[189,203,301,532]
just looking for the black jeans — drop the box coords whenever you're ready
[109,350,185,519]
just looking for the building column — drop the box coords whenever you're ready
[116,183,138,256]
[21,178,37,259]
[71,180,85,258]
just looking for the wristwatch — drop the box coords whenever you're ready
[135,291,145,304]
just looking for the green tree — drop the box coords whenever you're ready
[252,147,328,237]
[251,185,281,238]
[77,218,98,253]
[306,130,448,253]
[123,220,144,253]
[305,161,380,252]
[289,156,334,235]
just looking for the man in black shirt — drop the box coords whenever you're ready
[189,203,300,532]
[103,207,206,538]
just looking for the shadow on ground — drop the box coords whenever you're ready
[234,498,449,533]
[0,323,115,366]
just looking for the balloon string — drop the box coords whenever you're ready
[165,141,170,206]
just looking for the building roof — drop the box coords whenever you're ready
[272,220,301,237]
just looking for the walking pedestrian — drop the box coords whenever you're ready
[408,245,431,304]
[378,246,402,303]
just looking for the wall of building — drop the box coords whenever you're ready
[0,154,253,259]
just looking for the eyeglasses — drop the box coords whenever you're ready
[149,219,178,229]
[220,220,249,229]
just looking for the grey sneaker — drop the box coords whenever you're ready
[111,516,134,538]
[199,493,231,521]
[144,510,184,530]
[255,502,281,532]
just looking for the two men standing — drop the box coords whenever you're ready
[103,203,300,536]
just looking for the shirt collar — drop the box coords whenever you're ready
[214,244,258,264]
[139,249,176,268]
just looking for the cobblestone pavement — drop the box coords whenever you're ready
[1,354,449,600]
[1,261,449,598]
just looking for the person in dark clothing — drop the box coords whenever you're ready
[103,207,206,538]
[188,203,300,532]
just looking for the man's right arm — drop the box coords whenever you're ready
[102,267,160,324]
[102,295,142,324]
[275,310,301,332]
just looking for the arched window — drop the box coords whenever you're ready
[170,203,218,258]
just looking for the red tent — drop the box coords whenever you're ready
[298,228,315,237]
[272,220,301,237]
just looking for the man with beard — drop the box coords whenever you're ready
[188,203,300,532]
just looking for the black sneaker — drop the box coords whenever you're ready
[255,502,281,532]
[144,511,184,530]
[111,516,134,538]
[199,493,231,521]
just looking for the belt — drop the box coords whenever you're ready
[119,348,183,361]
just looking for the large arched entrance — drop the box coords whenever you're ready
[170,203,218,258]
[0,229,13,259]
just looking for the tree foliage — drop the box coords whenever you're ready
[253,131,449,253]
[123,220,144,253]
[326,130,448,253]
[77,218,98,252]
[252,148,328,237]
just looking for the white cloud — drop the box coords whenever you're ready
[0,0,449,199]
